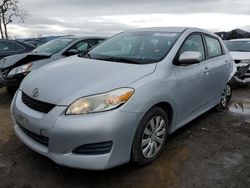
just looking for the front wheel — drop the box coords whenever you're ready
[131,107,169,166]
[216,84,232,111]
[7,86,18,96]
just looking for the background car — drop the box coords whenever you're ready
[224,39,250,87]
[0,39,35,59]
[11,27,235,170]
[0,36,106,93]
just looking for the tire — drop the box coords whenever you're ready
[7,86,18,96]
[216,84,232,111]
[132,107,169,166]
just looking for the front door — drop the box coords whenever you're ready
[173,34,208,124]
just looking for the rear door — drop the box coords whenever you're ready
[202,35,230,103]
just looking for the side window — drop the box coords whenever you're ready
[205,36,222,58]
[97,39,105,44]
[70,41,88,53]
[86,39,99,49]
[0,41,16,51]
[178,34,205,61]
[69,40,99,53]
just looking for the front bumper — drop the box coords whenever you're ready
[230,64,250,87]
[0,74,23,87]
[11,90,142,170]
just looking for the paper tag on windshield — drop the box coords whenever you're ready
[61,39,73,42]
[153,33,177,37]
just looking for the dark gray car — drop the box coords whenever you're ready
[0,39,35,59]
[0,36,106,93]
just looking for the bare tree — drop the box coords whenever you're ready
[0,0,26,39]
[0,13,4,38]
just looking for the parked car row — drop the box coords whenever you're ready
[0,36,106,93]
[5,27,237,170]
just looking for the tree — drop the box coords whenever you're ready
[0,0,26,39]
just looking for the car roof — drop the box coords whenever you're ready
[59,36,108,40]
[125,27,217,37]
[129,27,188,33]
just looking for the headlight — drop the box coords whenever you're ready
[8,63,32,77]
[66,88,134,115]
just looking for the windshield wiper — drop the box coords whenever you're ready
[95,57,142,64]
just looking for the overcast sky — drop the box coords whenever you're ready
[8,0,250,38]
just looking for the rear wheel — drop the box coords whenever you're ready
[216,84,232,111]
[132,107,168,166]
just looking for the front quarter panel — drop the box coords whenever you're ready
[120,63,178,132]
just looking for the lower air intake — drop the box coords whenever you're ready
[73,141,113,155]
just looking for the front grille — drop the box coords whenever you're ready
[73,141,113,155]
[19,125,49,146]
[22,92,55,113]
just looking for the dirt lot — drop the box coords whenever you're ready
[0,87,250,188]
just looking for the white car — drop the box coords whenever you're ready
[224,39,250,87]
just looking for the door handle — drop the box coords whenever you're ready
[225,60,229,67]
[204,67,210,74]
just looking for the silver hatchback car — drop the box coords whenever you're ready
[11,27,236,170]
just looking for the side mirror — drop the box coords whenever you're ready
[178,51,202,65]
[65,49,79,56]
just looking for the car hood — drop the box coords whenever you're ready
[230,51,250,61]
[1,52,52,69]
[20,56,156,106]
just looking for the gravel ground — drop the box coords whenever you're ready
[0,87,250,188]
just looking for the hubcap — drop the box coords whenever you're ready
[141,116,166,159]
[221,84,231,107]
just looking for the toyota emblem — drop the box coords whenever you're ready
[32,88,39,97]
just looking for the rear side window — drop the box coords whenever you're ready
[178,34,205,61]
[0,41,25,51]
[0,41,15,51]
[205,36,222,58]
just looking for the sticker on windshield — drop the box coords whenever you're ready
[153,33,177,37]
[61,39,73,42]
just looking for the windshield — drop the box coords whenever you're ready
[33,38,73,54]
[224,41,250,52]
[86,31,180,64]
